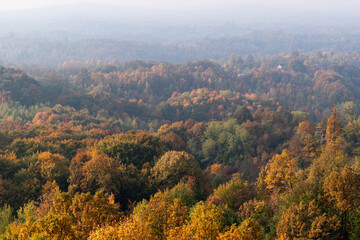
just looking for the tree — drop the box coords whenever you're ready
[74,68,90,89]
[69,150,151,210]
[244,55,255,68]
[228,54,244,69]
[341,101,358,122]
[238,199,273,232]
[309,106,348,183]
[202,119,255,166]
[324,166,360,213]
[89,190,188,240]
[0,204,12,234]
[168,181,198,207]
[300,134,320,167]
[0,132,11,150]
[132,191,189,239]
[288,58,306,73]
[167,202,224,240]
[276,201,341,240]
[324,166,360,238]
[187,122,207,144]
[95,132,163,167]
[297,120,315,138]
[88,218,143,240]
[348,207,360,240]
[68,151,91,193]
[0,152,21,180]
[152,151,207,195]
[3,201,37,239]
[262,149,297,193]
[233,106,254,125]
[206,174,251,210]
[78,150,122,195]
[160,131,187,151]
[218,218,261,240]
[326,105,342,145]
[37,152,69,190]
[35,180,61,219]
[18,192,122,240]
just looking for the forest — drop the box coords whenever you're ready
[1,50,360,239]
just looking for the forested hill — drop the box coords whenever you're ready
[0,66,44,106]
[2,50,360,122]
[1,51,360,239]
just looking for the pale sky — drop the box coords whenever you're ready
[0,0,359,11]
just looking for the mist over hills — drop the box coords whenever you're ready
[1,3,359,41]
[1,32,360,68]
[0,3,360,67]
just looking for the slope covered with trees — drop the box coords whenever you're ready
[1,51,360,239]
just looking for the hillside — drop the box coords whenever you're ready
[1,51,360,239]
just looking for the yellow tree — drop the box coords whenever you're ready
[217,218,261,240]
[37,152,69,190]
[324,166,360,213]
[18,192,122,240]
[276,201,340,240]
[131,191,189,239]
[238,199,273,230]
[309,106,348,183]
[89,190,189,240]
[324,166,360,238]
[261,149,298,193]
[88,217,144,240]
[301,134,320,165]
[167,202,224,240]
[326,105,342,145]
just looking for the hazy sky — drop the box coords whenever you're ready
[1,0,360,11]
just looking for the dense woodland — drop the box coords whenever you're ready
[1,51,360,239]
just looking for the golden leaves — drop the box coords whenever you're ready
[262,149,297,193]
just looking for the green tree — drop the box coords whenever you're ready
[202,119,255,166]
[95,131,163,167]
[233,106,254,125]
[153,151,207,196]
[0,204,12,234]
[207,174,251,210]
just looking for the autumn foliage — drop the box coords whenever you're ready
[1,52,360,239]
